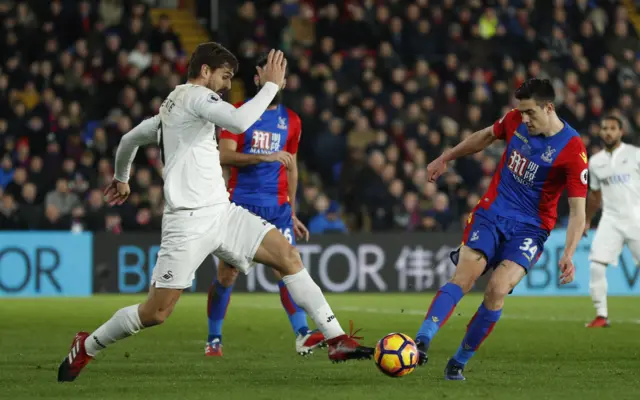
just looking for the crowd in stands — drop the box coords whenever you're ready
[1,0,639,234]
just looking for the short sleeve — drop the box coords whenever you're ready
[285,109,302,154]
[218,101,246,142]
[492,109,522,141]
[564,137,589,198]
[588,161,600,191]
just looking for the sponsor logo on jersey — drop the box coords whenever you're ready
[579,152,587,164]
[250,130,282,154]
[580,169,588,185]
[514,131,529,144]
[541,146,557,163]
[508,149,539,187]
[601,174,631,186]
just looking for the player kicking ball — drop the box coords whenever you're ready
[584,115,640,328]
[413,79,588,380]
[205,54,324,357]
[57,44,373,383]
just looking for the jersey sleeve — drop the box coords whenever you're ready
[114,115,160,182]
[492,109,522,141]
[562,136,589,198]
[588,159,600,191]
[219,101,246,143]
[285,109,302,154]
[189,83,278,133]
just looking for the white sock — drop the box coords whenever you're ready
[84,304,144,356]
[282,269,345,340]
[589,262,608,318]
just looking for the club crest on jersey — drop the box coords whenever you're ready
[251,130,281,153]
[541,146,556,163]
[508,149,539,187]
[277,116,287,130]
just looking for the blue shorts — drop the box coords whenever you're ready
[235,202,295,245]
[452,208,549,274]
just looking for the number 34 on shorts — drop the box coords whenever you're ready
[508,234,545,270]
[519,238,538,262]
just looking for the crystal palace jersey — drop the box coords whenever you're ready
[220,101,302,207]
[479,109,589,231]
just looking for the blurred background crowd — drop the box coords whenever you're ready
[1,0,639,234]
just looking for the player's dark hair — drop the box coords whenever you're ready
[255,52,286,105]
[602,115,623,130]
[187,42,239,79]
[514,78,555,104]
[255,52,288,73]
[256,53,269,69]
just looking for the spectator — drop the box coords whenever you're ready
[0,156,14,189]
[45,178,81,216]
[17,183,43,229]
[308,197,348,234]
[5,167,28,203]
[0,193,21,229]
[1,0,638,234]
[40,204,71,231]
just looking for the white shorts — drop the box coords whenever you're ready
[589,217,640,266]
[151,202,275,289]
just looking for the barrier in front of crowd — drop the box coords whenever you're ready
[0,230,637,297]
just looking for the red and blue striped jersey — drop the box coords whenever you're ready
[478,109,589,231]
[220,101,302,207]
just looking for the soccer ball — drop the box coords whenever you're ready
[374,333,419,377]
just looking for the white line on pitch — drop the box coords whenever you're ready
[232,303,640,325]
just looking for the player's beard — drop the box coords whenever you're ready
[604,138,621,151]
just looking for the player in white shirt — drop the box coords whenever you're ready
[57,44,373,382]
[585,115,640,328]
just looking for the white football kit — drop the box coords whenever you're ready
[114,82,281,289]
[588,143,640,266]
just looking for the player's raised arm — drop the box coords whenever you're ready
[427,109,522,182]
[193,50,287,133]
[441,125,497,162]
[114,115,161,183]
[426,125,494,182]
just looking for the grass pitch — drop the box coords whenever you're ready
[1,294,639,400]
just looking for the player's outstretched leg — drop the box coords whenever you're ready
[205,261,238,356]
[274,271,326,355]
[587,261,610,328]
[445,260,523,381]
[415,246,486,366]
[254,229,373,362]
[57,286,182,382]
